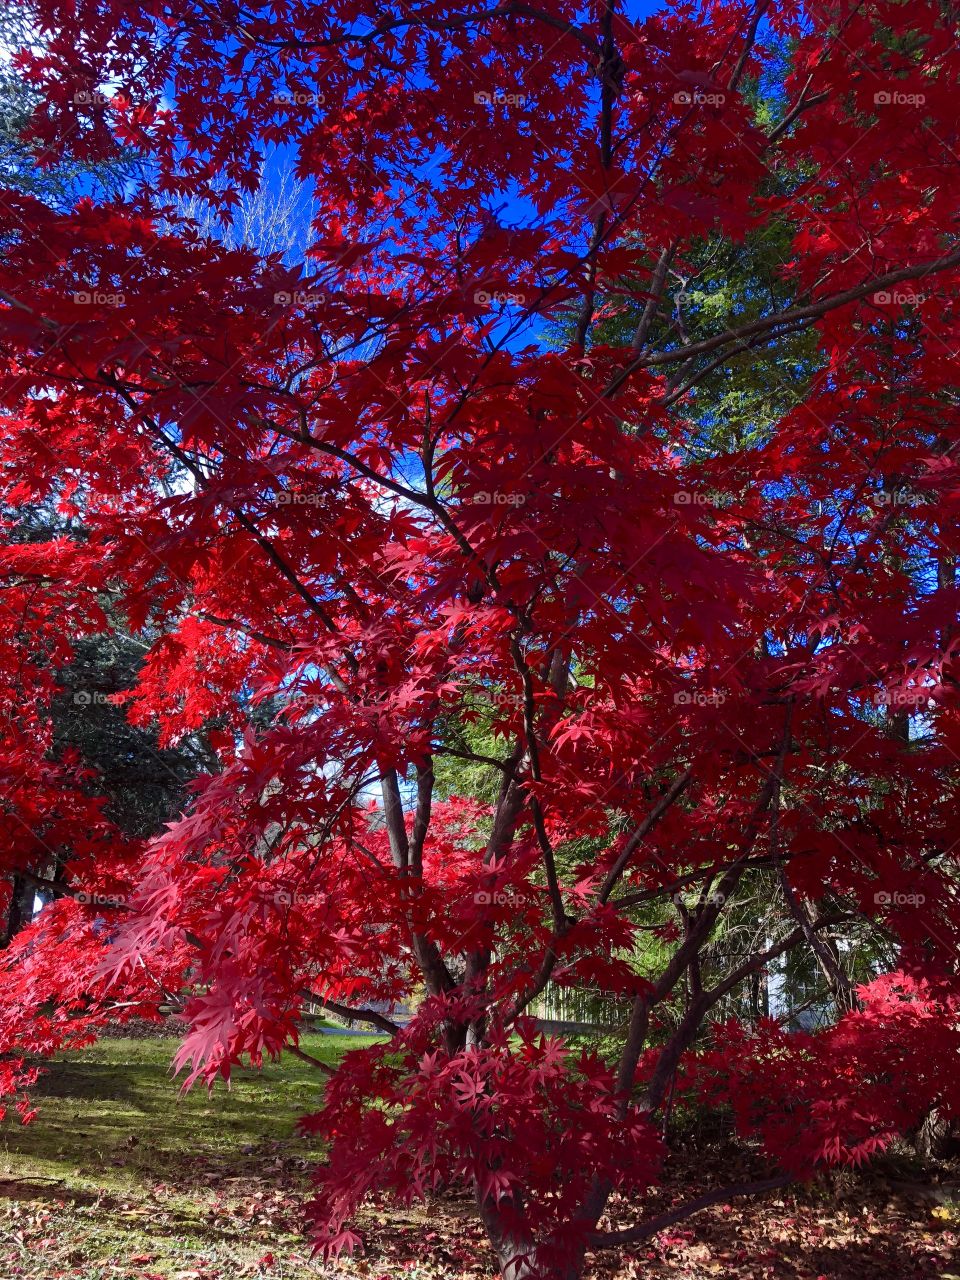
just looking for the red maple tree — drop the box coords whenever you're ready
[2,1,960,1275]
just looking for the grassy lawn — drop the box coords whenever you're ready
[0,1034,956,1280]
[0,1031,487,1280]
[2,1033,345,1191]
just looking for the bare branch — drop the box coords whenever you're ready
[303,995,401,1035]
[598,767,694,904]
[285,1043,335,1075]
[590,1174,795,1246]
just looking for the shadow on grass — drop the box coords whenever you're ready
[1,1033,379,1199]
[31,1060,146,1104]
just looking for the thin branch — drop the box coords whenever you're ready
[590,1174,795,1246]
[198,612,292,651]
[727,0,770,92]
[597,767,694,904]
[604,246,960,399]
[303,994,401,1035]
[431,745,512,773]
[631,242,678,353]
[509,634,567,931]
[286,1043,335,1075]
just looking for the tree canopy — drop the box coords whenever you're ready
[1,2,959,1277]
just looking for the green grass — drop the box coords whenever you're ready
[6,1036,942,1280]
[0,1032,385,1279]
[2,1033,364,1190]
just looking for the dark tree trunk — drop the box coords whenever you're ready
[912,1107,960,1160]
[2,873,35,946]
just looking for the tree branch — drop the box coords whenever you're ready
[590,1174,795,1246]
[286,1043,335,1075]
[303,995,401,1035]
[597,767,694,904]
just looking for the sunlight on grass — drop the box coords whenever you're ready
[0,1031,384,1278]
[2,1033,376,1191]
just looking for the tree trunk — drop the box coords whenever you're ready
[2,873,35,946]
[476,1195,538,1280]
[476,1191,590,1280]
[911,1107,959,1160]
